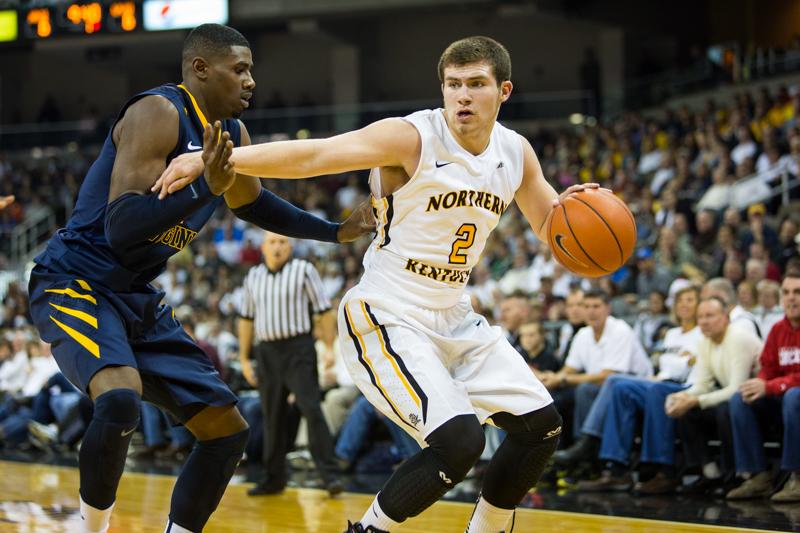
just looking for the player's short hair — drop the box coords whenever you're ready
[438,36,511,85]
[183,24,250,63]
[582,289,609,304]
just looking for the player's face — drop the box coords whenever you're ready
[441,62,512,140]
[209,45,255,119]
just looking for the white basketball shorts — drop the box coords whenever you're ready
[338,283,553,445]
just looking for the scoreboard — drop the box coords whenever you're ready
[0,0,228,42]
[23,2,137,38]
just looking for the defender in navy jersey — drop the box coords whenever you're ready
[28,24,369,533]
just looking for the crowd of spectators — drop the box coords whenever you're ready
[2,82,800,509]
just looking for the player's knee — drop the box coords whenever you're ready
[198,426,250,462]
[495,404,563,445]
[426,414,484,479]
[93,388,141,425]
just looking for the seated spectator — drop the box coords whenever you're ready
[555,285,701,478]
[517,321,561,375]
[556,289,586,363]
[754,279,784,336]
[665,296,762,496]
[498,292,531,354]
[635,247,675,301]
[726,274,800,502]
[135,402,194,460]
[737,280,758,313]
[702,277,762,339]
[633,290,671,353]
[334,396,420,472]
[540,290,652,448]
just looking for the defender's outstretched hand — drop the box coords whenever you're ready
[337,198,377,243]
[152,121,233,198]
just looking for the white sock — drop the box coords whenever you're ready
[466,496,514,533]
[164,519,194,532]
[80,497,113,533]
[360,494,400,532]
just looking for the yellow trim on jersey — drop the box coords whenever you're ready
[358,301,421,408]
[49,316,100,358]
[48,303,98,329]
[75,279,92,291]
[177,83,209,129]
[44,288,97,305]
[345,302,405,418]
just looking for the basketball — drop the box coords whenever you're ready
[546,188,637,278]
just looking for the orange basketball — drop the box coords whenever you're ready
[546,188,637,278]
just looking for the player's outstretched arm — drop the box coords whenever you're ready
[222,122,374,243]
[152,118,420,198]
[514,135,598,242]
[104,96,233,254]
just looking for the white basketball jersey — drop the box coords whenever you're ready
[361,108,524,309]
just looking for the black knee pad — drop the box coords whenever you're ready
[492,403,563,444]
[80,389,141,509]
[426,414,485,482]
[482,404,562,509]
[94,388,141,425]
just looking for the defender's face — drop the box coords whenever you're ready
[209,45,255,119]
[441,62,511,139]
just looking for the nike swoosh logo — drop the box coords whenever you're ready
[189,183,199,200]
[435,161,452,168]
[554,234,589,268]
[121,427,136,437]
[187,141,202,151]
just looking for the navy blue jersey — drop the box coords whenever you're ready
[34,84,241,292]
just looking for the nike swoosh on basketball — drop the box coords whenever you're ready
[554,234,588,268]
[121,427,136,437]
[435,161,452,168]
[187,141,202,151]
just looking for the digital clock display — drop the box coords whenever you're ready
[22,1,138,39]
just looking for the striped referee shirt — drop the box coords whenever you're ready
[240,258,331,342]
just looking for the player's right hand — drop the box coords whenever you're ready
[202,121,236,196]
[152,121,234,199]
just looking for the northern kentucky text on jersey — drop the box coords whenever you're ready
[425,189,507,216]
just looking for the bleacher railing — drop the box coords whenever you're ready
[8,208,55,268]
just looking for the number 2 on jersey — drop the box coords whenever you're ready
[448,223,477,265]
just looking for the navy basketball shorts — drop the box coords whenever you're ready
[28,266,237,423]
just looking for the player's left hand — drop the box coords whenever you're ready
[552,183,610,207]
[739,378,767,403]
[337,198,376,243]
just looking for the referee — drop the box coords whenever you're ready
[239,230,343,496]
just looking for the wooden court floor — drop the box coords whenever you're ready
[0,461,782,533]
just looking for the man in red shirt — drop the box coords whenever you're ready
[726,273,800,502]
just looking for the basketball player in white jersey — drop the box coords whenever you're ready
[157,36,597,533]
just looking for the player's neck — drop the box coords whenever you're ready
[181,80,221,125]
[445,120,492,156]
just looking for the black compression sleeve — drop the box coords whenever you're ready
[104,176,217,254]
[232,188,340,243]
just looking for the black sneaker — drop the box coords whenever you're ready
[247,478,286,496]
[342,521,389,533]
[326,478,344,497]
[552,436,599,466]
